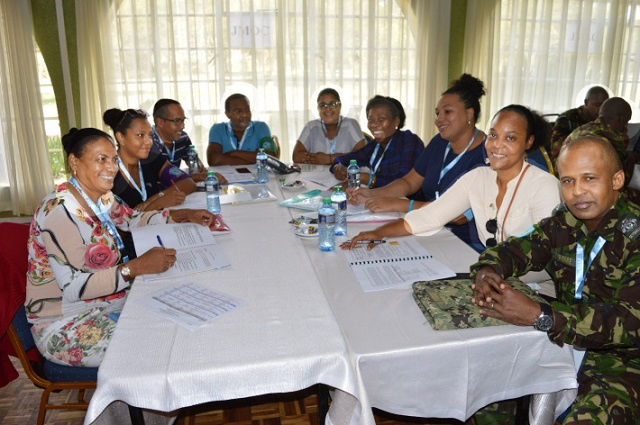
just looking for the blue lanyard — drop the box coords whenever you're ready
[116,157,147,201]
[154,128,175,161]
[69,177,129,263]
[574,236,606,300]
[436,128,479,198]
[321,116,342,155]
[369,134,394,176]
[226,121,252,151]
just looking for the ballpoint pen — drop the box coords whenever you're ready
[171,180,181,192]
[157,235,165,248]
[346,240,386,244]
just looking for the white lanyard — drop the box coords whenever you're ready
[69,177,129,263]
[226,121,252,151]
[321,116,342,155]
[116,157,147,201]
[436,128,478,198]
[574,236,606,300]
[154,128,175,161]
[369,134,394,176]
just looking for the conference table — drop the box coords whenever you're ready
[84,166,578,425]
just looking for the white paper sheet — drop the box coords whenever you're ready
[132,223,231,281]
[343,238,455,292]
[136,282,245,331]
[210,165,257,183]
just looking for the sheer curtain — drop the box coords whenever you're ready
[76,0,422,161]
[464,0,640,124]
[0,0,53,215]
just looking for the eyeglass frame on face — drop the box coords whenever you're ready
[159,117,188,126]
[318,101,341,110]
[485,218,498,247]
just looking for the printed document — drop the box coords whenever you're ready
[132,222,231,281]
[343,238,455,292]
[136,281,245,331]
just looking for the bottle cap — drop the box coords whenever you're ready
[208,171,214,176]
[349,159,357,165]
[322,198,331,204]
[333,186,343,192]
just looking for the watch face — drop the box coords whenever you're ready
[536,315,553,332]
[121,266,131,277]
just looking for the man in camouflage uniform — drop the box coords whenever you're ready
[565,97,632,164]
[471,136,640,424]
[550,86,609,160]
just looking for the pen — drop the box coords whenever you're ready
[171,180,181,192]
[157,235,165,248]
[346,240,386,244]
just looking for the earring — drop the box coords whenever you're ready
[467,120,472,125]
[484,157,490,164]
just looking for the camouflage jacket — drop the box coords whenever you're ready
[471,196,640,363]
[567,118,629,162]
[550,107,588,157]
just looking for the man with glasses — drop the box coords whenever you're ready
[471,136,640,423]
[152,98,207,181]
[207,93,273,166]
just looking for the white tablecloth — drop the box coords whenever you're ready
[86,167,578,425]
[85,176,357,425]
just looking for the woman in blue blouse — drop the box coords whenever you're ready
[331,95,424,188]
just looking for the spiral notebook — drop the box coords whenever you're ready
[343,238,455,292]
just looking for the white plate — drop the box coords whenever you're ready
[294,225,318,238]
[281,180,306,190]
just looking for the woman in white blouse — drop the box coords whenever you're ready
[342,105,561,250]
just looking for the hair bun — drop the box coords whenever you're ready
[62,128,80,155]
[455,74,486,100]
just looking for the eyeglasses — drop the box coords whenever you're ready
[485,218,498,247]
[318,101,341,110]
[116,109,148,132]
[160,117,188,126]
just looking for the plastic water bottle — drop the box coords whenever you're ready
[256,148,268,184]
[347,160,360,188]
[318,198,336,252]
[331,186,347,236]
[205,171,221,213]
[186,146,199,175]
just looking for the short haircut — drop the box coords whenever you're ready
[225,93,249,112]
[558,135,623,175]
[317,88,340,103]
[585,86,609,101]
[153,99,181,119]
[365,95,407,129]
[599,97,632,122]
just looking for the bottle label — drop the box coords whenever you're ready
[318,213,335,225]
[258,158,267,167]
[336,200,347,210]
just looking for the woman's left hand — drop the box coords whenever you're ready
[170,209,215,226]
[333,164,347,180]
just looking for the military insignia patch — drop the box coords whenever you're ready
[617,213,640,241]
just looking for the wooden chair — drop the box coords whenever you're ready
[0,222,98,425]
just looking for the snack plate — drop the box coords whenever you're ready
[294,225,318,238]
[282,180,306,190]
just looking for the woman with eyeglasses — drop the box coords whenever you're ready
[103,108,197,211]
[330,95,424,188]
[26,127,215,366]
[292,88,366,165]
[342,105,560,251]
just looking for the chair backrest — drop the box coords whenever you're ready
[0,222,30,337]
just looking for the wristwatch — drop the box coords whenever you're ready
[120,265,132,282]
[534,302,553,332]
[157,191,165,197]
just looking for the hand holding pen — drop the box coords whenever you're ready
[340,231,386,251]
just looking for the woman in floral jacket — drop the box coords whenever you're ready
[26,127,214,367]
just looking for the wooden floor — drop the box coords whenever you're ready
[0,357,464,425]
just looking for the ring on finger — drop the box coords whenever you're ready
[491,301,495,309]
